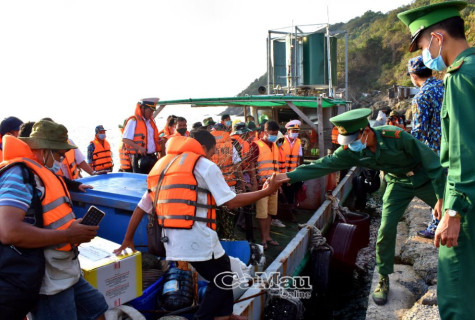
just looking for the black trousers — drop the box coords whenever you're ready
[131,154,157,174]
[190,254,234,320]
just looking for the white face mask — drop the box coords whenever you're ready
[44,150,62,173]
[289,132,299,139]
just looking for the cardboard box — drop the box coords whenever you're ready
[79,237,142,309]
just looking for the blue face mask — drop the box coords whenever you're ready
[225,120,232,127]
[422,34,447,71]
[98,133,106,140]
[348,133,367,152]
[267,135,278,143]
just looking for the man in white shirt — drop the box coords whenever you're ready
[122,99,161,174]
[115,129,288,320]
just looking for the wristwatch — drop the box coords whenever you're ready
[447,209,461,219]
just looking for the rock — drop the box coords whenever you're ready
[420,285,438,306]
[366,198,441,320]
[366,265,419,320]
[402,286,440,319]
[412,253,438,285]
[401,304,440,320]
[400,199,439,284]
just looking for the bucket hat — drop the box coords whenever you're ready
[19,120,77,150]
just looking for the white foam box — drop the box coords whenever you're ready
[78,237,142,309]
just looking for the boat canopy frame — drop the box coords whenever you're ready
[154,95,347,109]
[153,95,349,159]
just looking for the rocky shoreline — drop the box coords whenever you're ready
[366,198,441,320]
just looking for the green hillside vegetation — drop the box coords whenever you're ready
[239,0,475,100]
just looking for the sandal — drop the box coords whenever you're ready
[267,239,279,246]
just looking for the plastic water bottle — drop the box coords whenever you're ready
[159,267,194,311]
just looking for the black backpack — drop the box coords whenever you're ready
[360,169,381,194]
[0,162,45,320]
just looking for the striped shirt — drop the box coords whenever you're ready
[0,165,44,225]
[0,165,34,211]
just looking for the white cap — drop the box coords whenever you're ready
[285,120,301,129]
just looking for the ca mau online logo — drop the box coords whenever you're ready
[214,271,312,299]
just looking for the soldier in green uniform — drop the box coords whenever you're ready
[275,108,446,305]
[398,1,475,319]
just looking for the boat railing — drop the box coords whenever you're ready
[233,166,357,318]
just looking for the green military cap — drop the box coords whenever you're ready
[397,1,467,52]
[330,108,371,145]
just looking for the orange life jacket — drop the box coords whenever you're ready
[57,146,80,180]
[158,126,176,140]
[118,127,132,171]
[331,126,339,145]
[90,138,113,171]
[387,119,399,126]
[170,131,190,138]
[0,135,75,251]
[211,130,236,187]
[247,135,258,144]
[123,103,161,155]
[277,144,287,173]
[254,140,279,184]
[231,134,251,172]
[147,136,217,230]
[387,118,405,129]
[281,137,301,172]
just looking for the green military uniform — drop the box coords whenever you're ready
[437,46,475,320]
[398,1,475,318]
[287,123,446,276]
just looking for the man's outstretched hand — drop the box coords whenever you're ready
[263,173,290,195]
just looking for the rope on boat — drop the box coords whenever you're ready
[298,223,333,254]
[326,194,352,223]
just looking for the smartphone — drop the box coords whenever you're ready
[80,205,106,226]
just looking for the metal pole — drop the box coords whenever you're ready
[286,102,318,132]
[345,32,349,102]
[153,105,166,119]
[317,97,325,159]
[294,26,298,94]
[267,31,272,94]
[326,24,333,97]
